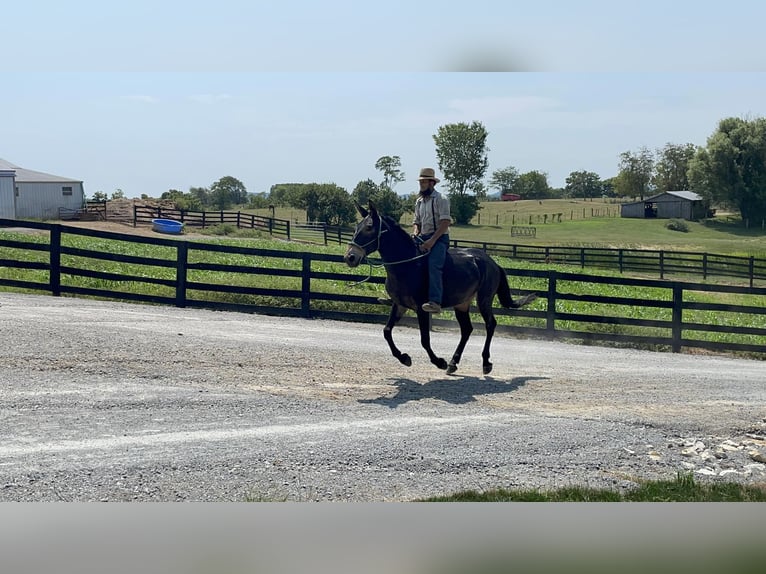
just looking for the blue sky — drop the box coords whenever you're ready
[3,2,766,198]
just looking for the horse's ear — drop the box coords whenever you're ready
[354,201,368,218]
[368,201,379,218]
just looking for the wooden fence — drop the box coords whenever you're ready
[133,205,291,238]
[322,226,765,287]
[129,206,766,286]
[1,218,765,357]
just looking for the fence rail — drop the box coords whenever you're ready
[1,218,764,357]
[127,206,766,286]
[132,205,292,238]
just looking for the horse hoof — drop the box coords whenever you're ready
[483,363,493,375]
[400,354,412,367]
[446,363,458,375]
[435,358,449,370]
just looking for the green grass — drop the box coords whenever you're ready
[247,199,766,257]
[1,228,764,355]
[421,472,766,501]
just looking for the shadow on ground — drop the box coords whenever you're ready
[358,375,548,407]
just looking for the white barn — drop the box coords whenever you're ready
[0,158,85,220]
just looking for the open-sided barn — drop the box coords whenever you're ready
[0,158,85,220]
[620,191,708,221]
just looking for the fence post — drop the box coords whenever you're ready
[133,205,137,227]
[750,256,755,289]
[659,251,665,279]
[50,225,61,296]
[546,271,557,335]
[702,253,708,280]
[671,285,683,353]
[176,242,188,308]
[301,253,312,318]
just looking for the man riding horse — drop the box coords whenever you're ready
[411,167,451,314]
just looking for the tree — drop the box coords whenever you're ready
[433,121,490,197]
[269,183,307,208]
[688,116,766,223]
[302,183,356,226]
[210,176,247,209]
[515,171,551,200]
[615,147,654,199]
[351,179,405,222]
[91,191,108,202]
[653,142,697,192]
[564,170,602,199]
[488,166,520,195]
[374,155,405,190]
[111,188,125,200]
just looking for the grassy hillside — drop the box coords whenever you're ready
[249,199,766,257]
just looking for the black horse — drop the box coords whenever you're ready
[344,202,537,375]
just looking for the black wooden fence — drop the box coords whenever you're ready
[133,205,292,238]
[323,226,766,287]
[130,207,766,286]
[2,219,765,357]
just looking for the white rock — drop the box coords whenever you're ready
[695,468,717,476]
[718,469,741,477]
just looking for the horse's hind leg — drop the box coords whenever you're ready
[383,304,412,367]
[446,307,473,375]
[477,298,498,375]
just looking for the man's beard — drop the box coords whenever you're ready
[420,187,433,197]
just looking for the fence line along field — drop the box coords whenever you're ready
[1,218,764,358]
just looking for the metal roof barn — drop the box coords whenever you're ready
[620,191,708,221]
[0,159,85,220]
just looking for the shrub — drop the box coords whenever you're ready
[666,218,689,232]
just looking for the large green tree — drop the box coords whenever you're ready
[488,166,520,195]
[564,170,602,199]
[433,121,489,224]
[433,121,490,197]
[210,176,247,209]
[615,147,655,199]
[688,116,766,223]
[515,171,552,200]
[301,183,356,226]
[653,142,697,192]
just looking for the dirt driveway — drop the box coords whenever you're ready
[0,292,764,501]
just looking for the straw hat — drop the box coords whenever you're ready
[417,167,440,183]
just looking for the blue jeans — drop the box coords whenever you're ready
[421,233,449,304]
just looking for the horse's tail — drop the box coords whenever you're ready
[497,266,538,309]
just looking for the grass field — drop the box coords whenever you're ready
[250,199,766,257]
[421,472,766,501]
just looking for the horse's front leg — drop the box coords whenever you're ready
[416,310,449,371]
[383,304,412,367]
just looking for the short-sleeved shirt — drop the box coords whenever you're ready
[413,191,452,236]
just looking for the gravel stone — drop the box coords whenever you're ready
[1,292,764,501]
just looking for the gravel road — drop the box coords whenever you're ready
[1,292,764,501]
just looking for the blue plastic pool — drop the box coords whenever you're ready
[152,218,184,234]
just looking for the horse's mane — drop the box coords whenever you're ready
[381,214,412,243]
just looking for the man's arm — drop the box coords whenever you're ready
[420,219,451,251]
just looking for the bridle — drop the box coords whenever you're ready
[346,216,429,286]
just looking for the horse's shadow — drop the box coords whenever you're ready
[358,375,549,408]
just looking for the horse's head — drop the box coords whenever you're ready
[344,201,383,268]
